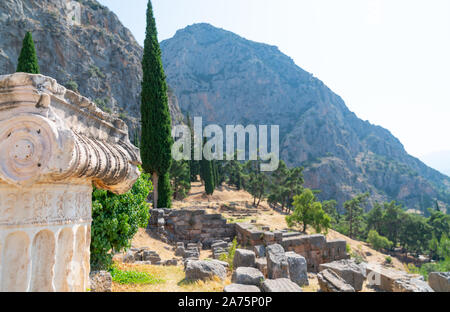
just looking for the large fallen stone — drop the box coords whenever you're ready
[317,269,356,292]
[286,252,308,286]
[175,246,185,257]
[232,267,265,286]
[89,271,112,292]
[393,277,434,292]
[366,264,415,292]
[319,259,365,291]
[233,249,256,268]
[224,284,261,292]
[261,278,302,292]
[185,260,227,281]
[428,272,450,292]
[266,244,289,279]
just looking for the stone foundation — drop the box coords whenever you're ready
[149,209,235,247]
[235,223,349,272]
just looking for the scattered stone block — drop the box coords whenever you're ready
[233,249,256,268]
[232,267,265,286]
[393,277,434,292]
[185,260,227,281]
[286,252,308,286]
[319,259,365,291]
[175,246,185,257]
[317,269,355,292]
[261,278,302,292]
[224,284,261,292]
[266,244,289,279]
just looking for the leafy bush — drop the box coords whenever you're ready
[65,80,78,92]
[385,256,392,264]
[367,230,393,251]
[109,265,163,285]
[407,259,450,280]
[219,237,238,271]
[90,170,152,270]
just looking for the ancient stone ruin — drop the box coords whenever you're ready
[149,208,235,247]
[235,223,348,272]
[0,73,140,292]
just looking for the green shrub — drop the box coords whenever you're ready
[90,170,152,270]
[367,230,393,251]
[219,237,238,271]
[109,265,163,285]
[65,80,78,92]
[385,256,392,264]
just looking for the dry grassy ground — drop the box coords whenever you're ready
[114,181,407,292]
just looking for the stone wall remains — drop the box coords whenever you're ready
[235,223,349,272]
[149,209,235,247]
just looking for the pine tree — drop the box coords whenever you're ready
[140,1,173,208]
[17,31,40,74]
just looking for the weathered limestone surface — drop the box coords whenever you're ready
[266,244,289,279]
[231,267,265,286]
[319,259,365,291]
[224,284,261,292]
[261,278,303,292]
[317,269,356,292]
[365,264,432,292]
[428,272,450,292]
[233,249,256,269]
[184,260,227,281]
[0,73,140,292]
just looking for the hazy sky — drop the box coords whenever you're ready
[99,0,450,164]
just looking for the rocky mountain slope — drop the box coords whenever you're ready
[160,23,450,213]
[0,0,183,140]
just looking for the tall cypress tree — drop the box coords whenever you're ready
[201,157,215,195]
[17,31,40,74]
[200,138,214,195]
[186,112,199,182]
[140,1,173,208]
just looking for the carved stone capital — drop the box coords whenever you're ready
[0,73,141,194]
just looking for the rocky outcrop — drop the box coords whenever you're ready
[160,23,450,213]
[0,0,184,141]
